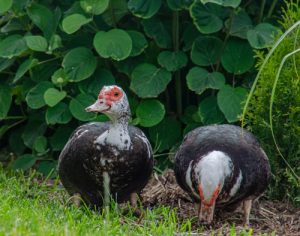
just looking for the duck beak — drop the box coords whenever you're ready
[198,202,215,224]
[85,100,111,113]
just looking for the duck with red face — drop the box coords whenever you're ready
[174,125,270,225]
[58,85,153,208]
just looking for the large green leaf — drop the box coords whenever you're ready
[94,29,132,61]
[44,88,67,107]
[227,9,252,39]
[69,94,97,121]
[217,85,247,122]
[25,35,48,52]
[201,0,241,8]
[136,99,165,127]
[130,63,172,98]
[27,3,56,39]
[0,35,27,58]
[221,39,254,74]
[127,31,148,57]
[142,17,172,49]
[187,67,225,94]
[191,36,223,66]
[11,154,37,171]
[62,14,92,34]
[247,23,280,49]
[80,0,109,15]
[167,0,193,10]
[78,68,116,96]
[0,0,12,14]
[13,58,39,83]
[198,96,225,124]
[158,51,188,72]
[149,117,181,152]
[46,102,72,125]
[0,58,14,72]
[190,2,223,34]
[0,85,12,119]
[51,68,69,87]
[128,0,161,19]
[26,81,53,109]
[62,47,97,82]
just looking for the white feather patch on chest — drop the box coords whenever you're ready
[194,150,232,201]
[94,123,131,151]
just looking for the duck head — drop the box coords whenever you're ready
[85,85,131,122]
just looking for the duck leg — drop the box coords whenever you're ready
[243,199,252,225]
[130,192,138,208]
[72,193,82,207]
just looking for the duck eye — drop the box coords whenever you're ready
[114,92,119,97]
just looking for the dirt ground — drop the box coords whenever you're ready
[141,170,300,236]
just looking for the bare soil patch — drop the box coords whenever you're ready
[141,170,300,235]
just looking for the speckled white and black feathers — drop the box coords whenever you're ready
[174,124,271,209]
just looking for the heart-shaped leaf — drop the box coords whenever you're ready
[136,99,165,127]
[149,117,181,152]
[128,30,148,57]
[0,0,13,14]
[131,63,172,98]
[80,0,109,15]
[33,136,47,153]
[44,88,67,107]
[13,58,39,83]
[190,2,223,34]
[227,9,252,39]
[46,102,72,125]
[247,23,280,49]
[191,36,223,66]
[158,51,188,72]
[217,85,248,122]
[69,94,97,121]
[142,17,172,49]
[94,29,132,61]
[22,115,47,148]
[198,96,225,124]
[27,3,57,39]
[25,35,48,52]
[0,35,27,59]
[12,154,37,171]
[62,47,97,82]
[201,0,241,8]
[128,0,161,19]
[62,14,92,34]
[102,0,128,26]
[187,67,225,94]
[26,81,53,109]
[0,85,12,119]
[221,38,254,74]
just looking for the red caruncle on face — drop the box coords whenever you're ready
[98,86,123,106]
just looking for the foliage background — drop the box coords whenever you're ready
[0,0,296,202]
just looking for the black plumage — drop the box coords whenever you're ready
[174,124,271,224]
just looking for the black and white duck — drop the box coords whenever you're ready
[58,85,153,208]
[174,124,270,224]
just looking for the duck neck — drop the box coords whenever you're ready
[105,115,131,150]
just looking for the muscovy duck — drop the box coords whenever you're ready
[58,85,153,208]
[174,124,270,224]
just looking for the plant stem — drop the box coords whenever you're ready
[173,11,182,116]
[267,0,279,18]
[109,1,117,28]
[258,0,266,23]
[3,116,27,120]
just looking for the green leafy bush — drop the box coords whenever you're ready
[0,0,282,175]
[243,1,300,205]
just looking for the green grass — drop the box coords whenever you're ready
[0,169,260,236]
[0,169,194,236]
